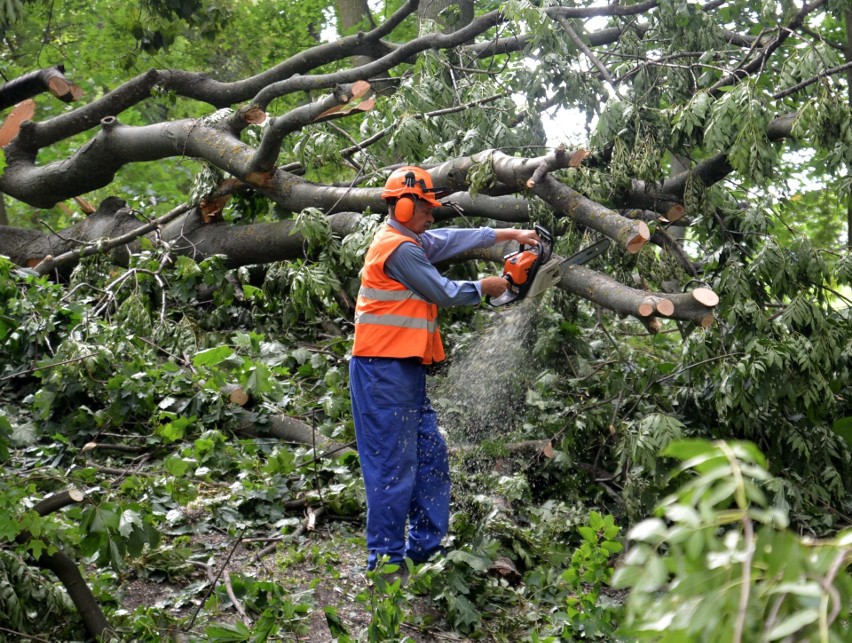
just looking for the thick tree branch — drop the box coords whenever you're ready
[628,113,797,208]
[251,10,505,108]
[0,65,82,111]
[250,82,371,173]
[16,489,112,640]
[557,262,716,328]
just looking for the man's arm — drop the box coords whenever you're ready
[385,243,482,306]
[494,228,540,246]
[386,226,540,305]
[419,227,496,264]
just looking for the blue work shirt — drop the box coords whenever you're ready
[384,219,496,307]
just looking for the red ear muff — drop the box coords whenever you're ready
[395,196,415,223]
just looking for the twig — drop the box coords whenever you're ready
[254,540,279,561]
[719,441,752,643]
[820,549,851,627]
[242,536,286,544]
[81,442,145,454]
[224,570,251,626]
[186,528,246,632]
[81,463,153,477]
[0,625,53,643]
[772,59,852,100]
[0,352,97,383]
[34,202,192,277]
[340,93,509,159]
[555,16,618,90]
[254,506,327,561]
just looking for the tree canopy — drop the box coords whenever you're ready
[0,0,850,640]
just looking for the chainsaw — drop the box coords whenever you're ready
[487,224,610,307]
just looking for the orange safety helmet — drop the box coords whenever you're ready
[381,166,448,222]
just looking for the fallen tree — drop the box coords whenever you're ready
[1,0,843,330]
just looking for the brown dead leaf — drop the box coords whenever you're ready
[0,99,36,147]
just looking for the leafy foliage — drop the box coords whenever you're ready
[613,439,852,642]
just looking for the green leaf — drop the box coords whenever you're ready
[157,415,195,443]
[446,549,491,572]
[578,526,598,544]
[628,518,667,543]
[0,512,20,541]
[89,507,118,534]
[192,345,234,367]
[600,540,623,554]
[635,555,667,592]
[450,594,481,629]
[118,510,142,538]
[831,417,852,448]
[766,609,819,640]
[661,439,715,462]
[204,621,251,642]
[164,455,192,477]
[767,582,823,598]
[611,564,643,589]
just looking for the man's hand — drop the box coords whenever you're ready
[480,276,510,297]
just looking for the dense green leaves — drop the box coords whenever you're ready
[614,440,851,642]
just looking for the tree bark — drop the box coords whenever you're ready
[236,411,354,458]
[337,0,375,67]
[0,65,83,111]
[418,0,474,33]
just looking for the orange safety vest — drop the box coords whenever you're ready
[352,224,445,364]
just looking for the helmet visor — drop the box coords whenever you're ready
[420,192,444,208]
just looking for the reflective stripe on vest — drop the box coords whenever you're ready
[354,311,439,332]
[352,224,445,364]
[358,286,428,302]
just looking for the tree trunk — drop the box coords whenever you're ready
[418,0,474,33]
[336,0,374,67]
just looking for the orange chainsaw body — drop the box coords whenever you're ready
[503,249,540,288]
[487,225,610,307]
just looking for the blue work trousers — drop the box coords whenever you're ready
[349,356,450,568]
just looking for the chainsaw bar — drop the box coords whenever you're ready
[523,238,611,299]
[562,238,611,266]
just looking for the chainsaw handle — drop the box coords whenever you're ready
[534,223,553,246]
[516,224,552,252]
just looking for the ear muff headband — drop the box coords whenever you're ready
[395,196,415,222]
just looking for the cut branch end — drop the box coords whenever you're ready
[626,221,651,253]
[692,287,720,307]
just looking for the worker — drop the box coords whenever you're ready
[349,165,540,573]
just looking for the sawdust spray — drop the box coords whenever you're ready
[433,298,541,446]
